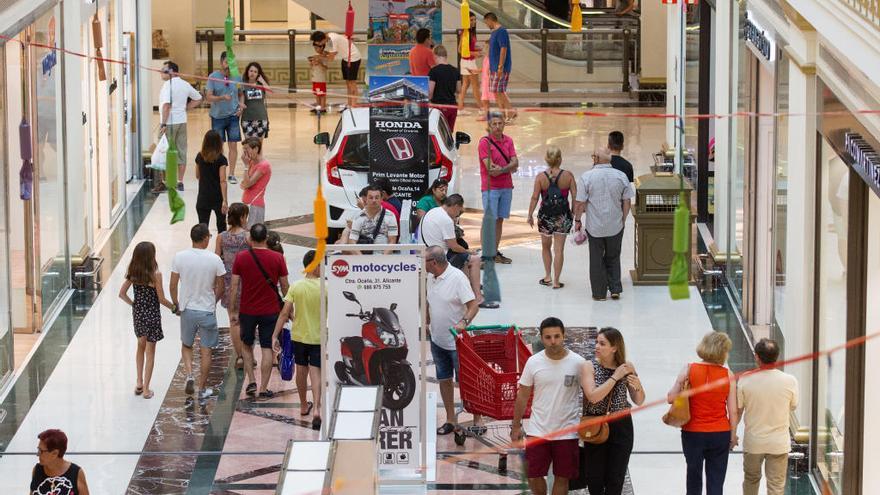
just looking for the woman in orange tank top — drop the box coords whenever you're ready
[667,331,739,495]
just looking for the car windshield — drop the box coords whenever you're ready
[372,307,402,332]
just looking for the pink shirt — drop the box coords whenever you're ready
[478,134,516,191]
[242,159,271,207]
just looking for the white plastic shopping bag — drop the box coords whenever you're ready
[149,135,169,171]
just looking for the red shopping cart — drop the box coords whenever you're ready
[447,325,533,472]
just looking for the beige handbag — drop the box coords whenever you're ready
[663,366,691,427]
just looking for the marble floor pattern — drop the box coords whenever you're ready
[0,105,764,494]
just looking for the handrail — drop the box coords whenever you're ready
[836,0,880,28]
[194,25,638,93]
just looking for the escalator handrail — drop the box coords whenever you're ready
[463,0,640,30]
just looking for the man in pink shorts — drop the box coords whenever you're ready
[511,317,588,495]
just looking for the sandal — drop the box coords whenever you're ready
[235,357,244,370]
[470,425,488,436]
[134,386,143,396]
[258,390,275,400]
[143,389,154,399]
[437,423,456,435]
[539,278,551,287]
[301,401,314,416]
[552,283,565,290]
[246,382,257,397]
[312,417,322,431]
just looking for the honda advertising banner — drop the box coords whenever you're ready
[326,254,422,474]
[368,75,430,200]
[366,0,442,76]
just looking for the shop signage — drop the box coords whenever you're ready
[844,132,880,197]
[368,75,430,200]
[366,0,442,76]
[744,12,775,63]
[326,254,423,476]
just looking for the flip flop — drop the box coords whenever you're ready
[539,278,551,286]
[437,423,456,435]
[246,382,257,397]
[312,417,322,431]
[552,283,565,290]
[301,401,314,416]
[134,386,143,396]
[470,425,488,436]
[143,390,154,399]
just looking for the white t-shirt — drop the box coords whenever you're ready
[159,77,202,125]
[420,207,455,248]
[427,265,475,350]
[171,247,226,312]
[737,369,799,454]
[159,77,203,125]
[326,32,362,62]
[518,350,586,439]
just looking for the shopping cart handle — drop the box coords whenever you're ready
[449,324,519,337]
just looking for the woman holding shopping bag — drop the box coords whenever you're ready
[240,137,272,227]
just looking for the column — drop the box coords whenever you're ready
[712,0,735,252]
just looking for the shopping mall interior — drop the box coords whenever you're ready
[0,0,878,494]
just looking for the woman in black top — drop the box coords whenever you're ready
[580,327,645,495]
[195,130,229,232]
[31,429,90,495]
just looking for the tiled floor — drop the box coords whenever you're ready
[0,106,763,493]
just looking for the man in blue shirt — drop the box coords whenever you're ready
[206,51,243,185]
[483,12,515,122]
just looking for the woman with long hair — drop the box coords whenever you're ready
[667,331,738,495]
[240,62,271,140]
[580,327,645,495]
[457,12,482,112]
[195,130,228,232]
[527,146,576,289]
[118,241,174,398]
[240,137,272,227]
[216,202,250,368]
[415,178,449,218]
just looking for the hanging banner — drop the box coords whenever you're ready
[368,75,430,200]
[326,254,422,473]
[367,0,442,76]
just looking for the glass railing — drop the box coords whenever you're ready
[194,28,639,94]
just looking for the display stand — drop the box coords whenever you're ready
[320,244,428,487]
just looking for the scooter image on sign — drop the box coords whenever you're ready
[334,290,416,410]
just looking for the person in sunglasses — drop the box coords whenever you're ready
[206,52,244,185]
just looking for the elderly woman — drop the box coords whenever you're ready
[32,429,90,494]
[667,331,738,495]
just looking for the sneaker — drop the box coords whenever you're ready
[228,175,238,184]
[198,387,215,400]
[184,375,195,395]
[177,182,184,192]
[610,293,621,300]
[494,252,512,264]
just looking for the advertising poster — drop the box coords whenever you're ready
[367,0,443,76]
[368,75,430,200]
[326,254,422,472]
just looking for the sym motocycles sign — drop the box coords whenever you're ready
[368,75,430,201]
[326,254,422,475]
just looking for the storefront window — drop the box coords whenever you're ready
[773,56,789,331]
[815,137,848,493]
[726,21,751,304]
[33,6,69,314]
[0,43,12,385]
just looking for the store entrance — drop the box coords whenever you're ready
[2,6,70,347]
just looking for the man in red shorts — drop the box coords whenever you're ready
[511,317,587,495]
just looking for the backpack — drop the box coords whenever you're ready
[541,171,569,216]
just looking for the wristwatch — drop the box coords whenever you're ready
[461,317,471,325]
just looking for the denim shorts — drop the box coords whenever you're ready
[481,188,513,219]
[430,340,458,381]
[180,309,219,348]
[211,115,242,142]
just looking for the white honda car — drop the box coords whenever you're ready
[314,107,470,240]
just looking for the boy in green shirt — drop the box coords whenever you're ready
[273,250,322,430]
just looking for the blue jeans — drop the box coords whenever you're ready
[211,115,241,142]
[681,430,731,495]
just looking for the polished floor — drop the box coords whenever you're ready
[0,106,764,493]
